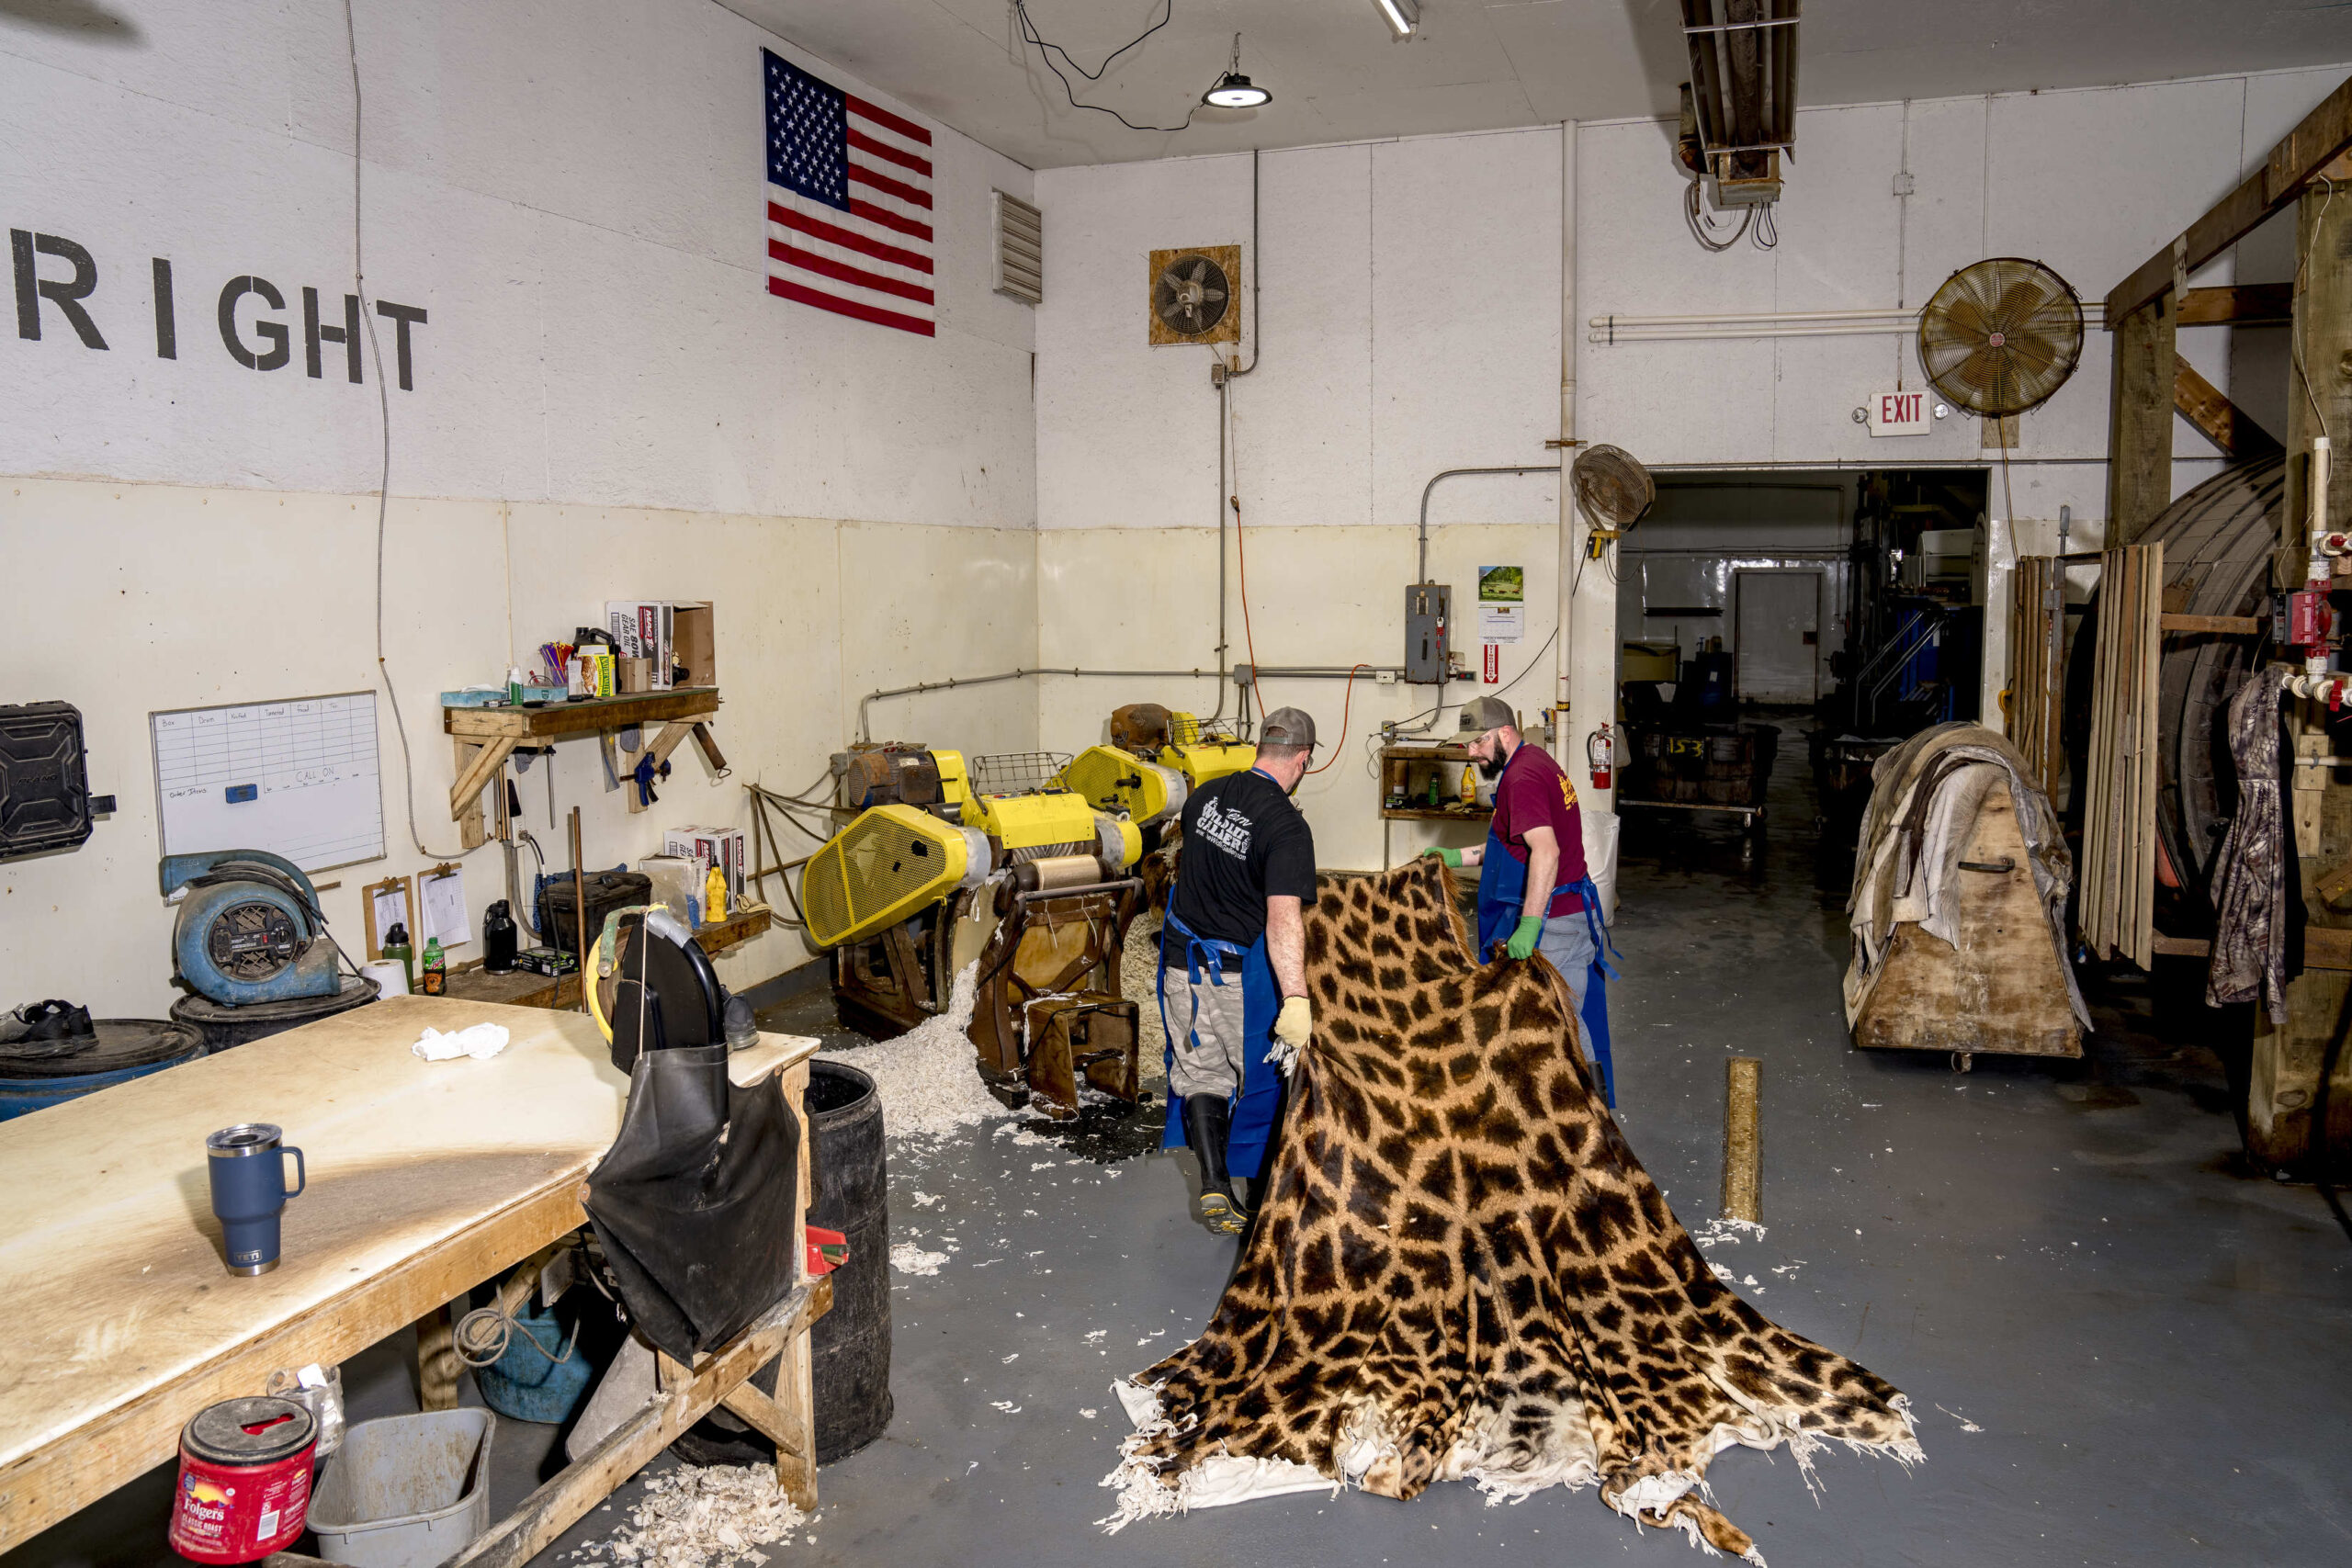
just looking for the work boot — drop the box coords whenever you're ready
[1182,1094,1249,1235]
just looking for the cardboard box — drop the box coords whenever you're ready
[664,825,748,906]
[605,601,675,692]
[673,602,716,688]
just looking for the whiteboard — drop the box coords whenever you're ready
[152,692,388,874]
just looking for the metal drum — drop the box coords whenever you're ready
[0,1018,204,1120]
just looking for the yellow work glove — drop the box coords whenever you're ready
[1421,847,1463,868]
[1504,915,1544,962]
[1273,995,1313,1049]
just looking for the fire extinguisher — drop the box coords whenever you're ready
[1587,724,1614,792]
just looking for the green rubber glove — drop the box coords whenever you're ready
[1504,915,1543,962]
[1422,846,1464,869]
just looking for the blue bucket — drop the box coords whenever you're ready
[0,1019,204,1120]
[472,1298,594,1426]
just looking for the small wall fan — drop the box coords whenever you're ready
[1571,444,1657,558]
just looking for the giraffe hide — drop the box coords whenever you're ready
[1102,860,1920,1561]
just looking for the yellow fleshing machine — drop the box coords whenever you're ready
[1059,705,1254,903]
[804,746,1146,1117]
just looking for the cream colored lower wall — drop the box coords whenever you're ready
[0,476,1035,1015]
[1037,523,1565,874]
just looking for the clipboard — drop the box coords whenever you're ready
[362,874,416,961]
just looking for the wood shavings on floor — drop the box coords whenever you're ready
[569,1464,806,1568]
[1120,909,1168,1091]
[817,962,1008,1141]
[890,1242,947,1276]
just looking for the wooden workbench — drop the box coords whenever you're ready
[0,994,823,1554]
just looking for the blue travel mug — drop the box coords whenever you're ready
[206,1123,307,1276]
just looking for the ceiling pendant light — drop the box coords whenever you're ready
[1204,72,1270,108]
[1203,33,1272,109]
[1374,0,1419,39]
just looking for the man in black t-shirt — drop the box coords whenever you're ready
[1159,707,1319,1234]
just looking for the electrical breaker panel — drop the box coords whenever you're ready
[1405,583,1451,685]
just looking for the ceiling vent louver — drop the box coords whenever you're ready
[992,190,1043,306]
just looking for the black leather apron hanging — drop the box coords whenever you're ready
[583,1043,801,1361]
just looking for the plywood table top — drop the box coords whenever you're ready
[0,993,816,1544]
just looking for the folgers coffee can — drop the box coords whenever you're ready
[167,1396,317,1562]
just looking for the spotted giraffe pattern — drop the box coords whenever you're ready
[1107,859,1919,1559]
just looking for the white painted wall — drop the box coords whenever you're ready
[0,0,1041,1012]
[1033,65,2350,871]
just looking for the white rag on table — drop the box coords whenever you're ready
[411,1022,512,1061]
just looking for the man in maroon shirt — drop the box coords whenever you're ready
[1423,695,1599,1014]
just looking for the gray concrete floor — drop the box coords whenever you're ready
[15,718,2351,1566]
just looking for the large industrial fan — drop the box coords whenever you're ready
[1917,258,2084,420]
[161,850,343,1006]
[1570,444,1657,558]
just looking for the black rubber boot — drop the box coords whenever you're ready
[1182,1094,1248,1235]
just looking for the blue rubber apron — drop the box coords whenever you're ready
[1474,823,1622,1107]
[1156,907,1283,1179]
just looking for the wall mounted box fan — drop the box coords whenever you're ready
[1148,244,1241,346]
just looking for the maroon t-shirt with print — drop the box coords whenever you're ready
[1492,742,1587,916]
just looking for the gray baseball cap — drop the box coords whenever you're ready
[1459,695,1518,739]
[1260,706,1318,749]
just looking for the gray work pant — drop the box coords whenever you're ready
[1538,911,1597,1029]
[1163,969,1249,1100]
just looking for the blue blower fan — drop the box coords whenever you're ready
[161,850,343,1006]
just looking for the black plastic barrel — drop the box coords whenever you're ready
[170,974,379,1054]
[671,1058,893,1467]
[0,1019,204,1119]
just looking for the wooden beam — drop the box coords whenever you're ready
[2174,283,2294,327]
[2158,613,2265,636]
[444,1277,831,1568]
[2172,355,2283,459]
[448,735,517,824]
[2107,297,2177,546]
[2105,73,2352,328]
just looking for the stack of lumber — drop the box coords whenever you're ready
[2081,542,2164,967]
[2007,555,2066,798]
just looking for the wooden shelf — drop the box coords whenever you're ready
[697,904,773,954]
[1378,744,1487,821]
[441,687,720,739]
[441,688,725,840]
[1379,806,1492,822]
[436,907,771,1011]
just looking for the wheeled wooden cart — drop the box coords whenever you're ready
[1852,772,2082,1067]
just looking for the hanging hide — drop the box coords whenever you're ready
[1103,859,1919,1560]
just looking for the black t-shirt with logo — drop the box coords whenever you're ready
[1166,768,1318,953]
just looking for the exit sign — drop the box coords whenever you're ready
[1869,389,1930,436]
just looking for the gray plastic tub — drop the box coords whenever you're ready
[307,1408,496,1567]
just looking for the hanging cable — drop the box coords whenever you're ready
[1684,178,1752,252]
[2292,174,2336,443]
[1013,0,1218,135]
[1304,666,1371,776]
[345,0,479,863]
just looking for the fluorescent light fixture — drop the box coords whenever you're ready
[1374,0,1419,38]
[1203,71,1271,108]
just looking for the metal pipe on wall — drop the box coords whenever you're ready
[1417,466,1555,584]
[857,667,1221,742]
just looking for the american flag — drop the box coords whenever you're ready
[763,49,935,338]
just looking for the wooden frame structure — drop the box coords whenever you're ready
[2104,75,2352,546]
[2098,72,2352,1169]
